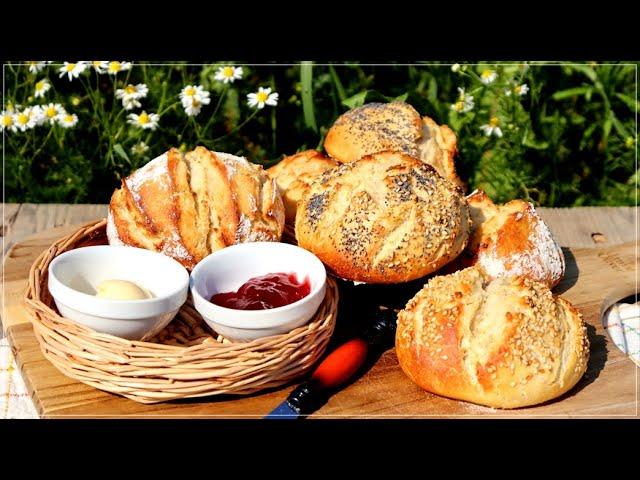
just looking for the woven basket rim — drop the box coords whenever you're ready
[23,219,338,403]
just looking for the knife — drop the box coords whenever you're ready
[266,306,397,419]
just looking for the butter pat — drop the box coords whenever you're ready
[95,280,152,300]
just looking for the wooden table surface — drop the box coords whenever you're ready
[0,203,637,418]
[1,203,637,339]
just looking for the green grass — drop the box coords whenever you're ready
[2,61,637,206]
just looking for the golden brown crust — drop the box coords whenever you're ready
[295,151,471,284]
[266,150,338,224]
[454,189,565,288]
[324,102,463,188]
[107,147,285,269]
[395,267,590,409]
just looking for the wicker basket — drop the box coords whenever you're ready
[23,220,338,404]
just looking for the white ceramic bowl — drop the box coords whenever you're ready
[190,242,327,342]
[48,245,189,340]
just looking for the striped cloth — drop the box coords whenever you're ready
[0,337,38,419]
[603,301,639,367]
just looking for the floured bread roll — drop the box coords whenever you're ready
[266,150,338,224]
[295,151,471,284]
[323,102,463,188]
[108,147,285,269]
[456,189,565,288]
[395,266,590,409]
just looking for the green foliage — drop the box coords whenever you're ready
[2,61,637,206]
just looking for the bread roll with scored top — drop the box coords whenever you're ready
[295,151,471,284]
[108,146,285,269]
[323,102,463,188]
[266,150,338,224]
[395,266,589,408]
[454,189,565,288]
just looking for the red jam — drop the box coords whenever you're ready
[211,272,311,310]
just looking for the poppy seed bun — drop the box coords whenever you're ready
[267,150,338,224]
[295,151,471,284]
[457,189,565,288]
[395,266,590,409]
[323,102,463,188]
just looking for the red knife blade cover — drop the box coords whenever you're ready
[311,338,369,390]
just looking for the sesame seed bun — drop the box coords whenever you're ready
[323,102,464,189]
[294,151,471,284]
[395,266,590,409]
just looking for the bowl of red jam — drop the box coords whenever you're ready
[190,242,327,341]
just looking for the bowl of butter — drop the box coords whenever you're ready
[47,245,189,340]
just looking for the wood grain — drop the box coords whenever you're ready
[2,223,638,418]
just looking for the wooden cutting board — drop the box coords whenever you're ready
[2,223,638,418]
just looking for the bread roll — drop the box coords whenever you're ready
[396,266,590,408]
[455,189,565,288]
[108,147,285,269]
[266,150,338,224]
[295,151,471,284]
[323,102,463,188]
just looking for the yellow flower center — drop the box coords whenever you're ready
[256,91,269,102]
[481,70,494,79]
[184,86,196,96]
[27,61,37,66]
[2,115,12,127]
[454,101,464,112]
[489,116,500,127]
[17,113,29,125]
[109,61,121,73]
[93,61,103,68]
[125,85,137,94]
[64,114,74,123]
[514,85,521,94]
[71,97,80,106]
[192,100,201,108]
[66,63,76,72]
[223,66,234,77]
[46,107,57,118]
[138,112,149,124]
[36,80,46,91]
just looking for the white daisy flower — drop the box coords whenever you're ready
[116,83,149,110]
[131,141,150,156]
[41,103,66,124]
[30,106,47,126]
[480,116,503,138]
[26,61,49,74]
[450,87,474,113]
[34,79,51,98]
[91,61,109,74]
[183,98,204,116]
[480,69,497,85]
[107,61,133,75]
[58,112,79,128]
[1,110,17,133]
[247,87,279,109]
[513,84,529,96]
[214,66,243,84]
[127,111,159,130]
[179,85,211,105]
[13,107,38,132]
[59,61,88,81]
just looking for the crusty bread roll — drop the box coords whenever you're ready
[323,102,463,188]
[454,189,565,288]
[266,150,338,224]
[396,266,590,408]
[295,151,471,284]
[108,147,285,269]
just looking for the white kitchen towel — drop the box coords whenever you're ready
[603,301,639,367]
[0,337,39,419]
